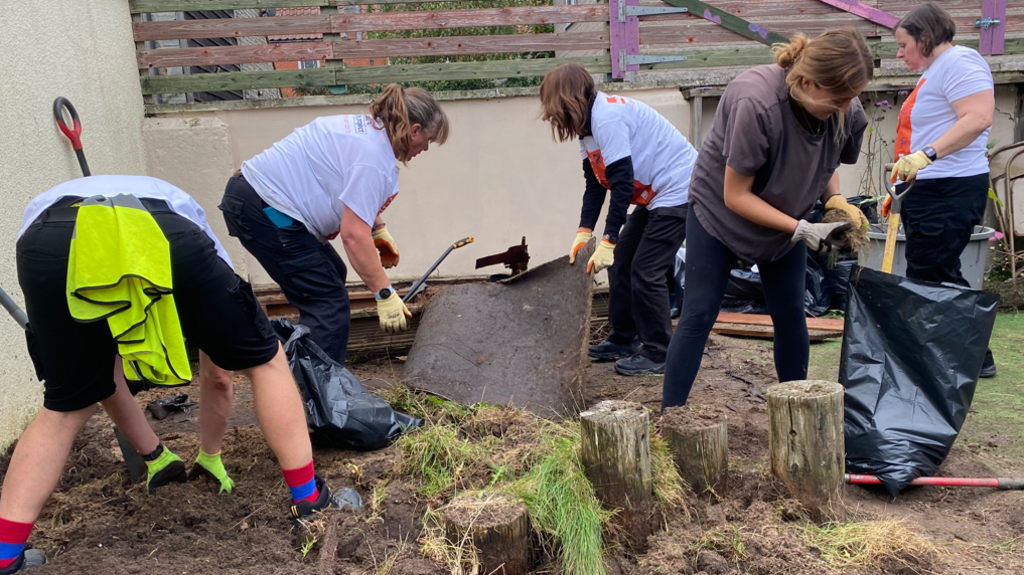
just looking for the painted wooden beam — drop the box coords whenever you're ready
[657,0,789,45]
[813,0,898,29]
[980,0,1008,55]
[140,56,611,94]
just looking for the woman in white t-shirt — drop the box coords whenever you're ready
[219,85,449,365]
[888,3,997,377]
[539,63,698,376]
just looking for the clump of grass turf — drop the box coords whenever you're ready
[695,525,748,567]
[650,432,691,519]
[509,429,610,575]
[799,519,938,571]
[398,424,477,499]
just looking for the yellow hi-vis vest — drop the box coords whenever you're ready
[66,194,191,385]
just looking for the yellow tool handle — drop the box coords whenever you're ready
[452,236,474,249]
[881,213,900,273]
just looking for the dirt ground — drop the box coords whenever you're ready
[3,332,1024,575]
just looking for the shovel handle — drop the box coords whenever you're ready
[54,97,91,176]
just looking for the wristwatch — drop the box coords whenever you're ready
[923,146,938,162]
[376,286,395,300]
[602,231,619,244]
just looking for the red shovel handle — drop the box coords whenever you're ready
[53,97,83,151]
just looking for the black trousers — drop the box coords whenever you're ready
[607,204,688,363]
[219,174,352,365]
[662,208,808,409]
[900,173,989,286]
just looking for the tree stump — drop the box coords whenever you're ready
[443,493,532,575]
[661,406,728,497]
[580,400,653,551]
[767,380,845,522]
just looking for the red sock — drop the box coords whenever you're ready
[0,517,33,569]
[281,461,319,504]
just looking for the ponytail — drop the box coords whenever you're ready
[369,84,450,164]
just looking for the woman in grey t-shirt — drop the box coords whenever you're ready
[662,28,872,410]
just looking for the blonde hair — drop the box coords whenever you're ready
[772,28,873,126]
[369,84,450,164]
[538,63,597,142]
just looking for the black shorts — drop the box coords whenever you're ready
[17,196,279,412]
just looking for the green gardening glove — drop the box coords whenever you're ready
[188,449,235,494]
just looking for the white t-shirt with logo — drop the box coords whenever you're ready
[19,175,233,269]
[895,45,993,180]
[241,114,400,240]
[578,92,697,210]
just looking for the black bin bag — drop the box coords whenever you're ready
[839,267,999,497]
[273,319,423,451]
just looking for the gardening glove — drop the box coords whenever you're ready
[569,228,593,265]
[188,449,235,494]
[377,291,412,333]
[890,150,932,183]
[791,219,853,254]
[824,195,870,230]
[880,195,892,218]
[372,225,400,269]
[587,238,616,274]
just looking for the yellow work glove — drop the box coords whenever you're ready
[569,228,593,265]
[824,195,869,230]
[890,150,932,183]
[587,238,616,274]
[372,225,400,269]
[377,291,411,333]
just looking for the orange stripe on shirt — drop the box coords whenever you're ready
[895,78,926,160]
[585,149,655,206]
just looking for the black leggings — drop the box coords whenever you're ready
[662,208,809,410]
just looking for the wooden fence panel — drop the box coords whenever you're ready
[134,15,330,41]
[138,31,608,68]
[138,41,332,68]
[140,56,611,93]
[331,5,610,33]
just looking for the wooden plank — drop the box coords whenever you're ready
[715,312,844,331]
[711,323,843,340]
[640,19,876,45]
[134,15,330,42]
[131,0,328,12]
[657,0,789,45]
[812,0,899,29]
[332,5,611,33]
[141,67,336,93]
[141,56,610,94]
[138,40,333,68]
[137,31,606,68]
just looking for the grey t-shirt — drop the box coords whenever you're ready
[689,65,867,263]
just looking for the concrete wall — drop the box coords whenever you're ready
[143,86,1019,289]
[0,1,147,448]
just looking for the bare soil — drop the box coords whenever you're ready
[3,333,1023,574]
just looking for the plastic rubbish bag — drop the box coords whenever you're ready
[671,247,685,318]
[273,319,423,451]
[840,267,999,497]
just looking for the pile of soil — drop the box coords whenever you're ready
[822,209,869,253]
[3,334,1023,574]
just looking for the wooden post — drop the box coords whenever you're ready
[661,406,728,496]
[443,493,532,575]
[767,381,845,523]
[580,400,653,551]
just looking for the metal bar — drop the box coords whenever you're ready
[846,474,1024,489]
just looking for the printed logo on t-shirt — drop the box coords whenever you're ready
[585,148,655,206]
[353,115,368,134]
[605,96,632,106]
[378,192,398,216]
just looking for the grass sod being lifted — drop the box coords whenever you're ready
[402,239,595,417]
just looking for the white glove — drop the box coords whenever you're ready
[791,219,853,254]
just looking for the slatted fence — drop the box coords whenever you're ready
[131,0,1023,100]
